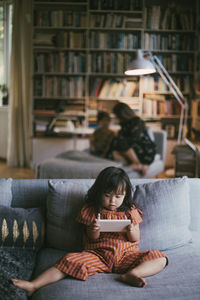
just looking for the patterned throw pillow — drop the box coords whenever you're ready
[0,206,45,250]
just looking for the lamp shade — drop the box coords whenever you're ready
[125,49,156,75]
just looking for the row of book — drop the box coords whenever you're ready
[145,5,195,31]
[90,78,139,98]
[142,97,181,117]
[144,33,194,51]
[156,54,193,73]
[33,74,190,99]
[34,51,193,75]
[89,0,142,11]
[34,31,86,48]
[34,11,87,28]
[89,52,132,74]
[34,76,85,98]
[90,14,142,29]
[34,52,86,73]
[90,31,141,49]
[142,75,190,94]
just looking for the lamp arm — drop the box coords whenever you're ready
[146,52,187,143]
[152,55,185,105]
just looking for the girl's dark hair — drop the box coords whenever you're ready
[113,102,135,122]
[97,110,110,123]
[85,166,134,213]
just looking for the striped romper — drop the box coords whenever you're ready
[55,204,167,281]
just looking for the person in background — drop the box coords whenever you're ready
[111,102,156,175]
[90,110,115,159]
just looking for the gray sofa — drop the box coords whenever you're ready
[37,130,167,179]
[1,176,200,300]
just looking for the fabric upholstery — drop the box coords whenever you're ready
[188,178,200,231]
[46,180,92,251]
[32,234,200,300]
[0,247,36,300]
[133,177,192,251]
[0,178,12,206]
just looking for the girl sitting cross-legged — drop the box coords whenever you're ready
[11,166,168,296]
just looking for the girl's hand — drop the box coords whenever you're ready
[126,223,140,242]
[127,223,135,232]
[89,217,100,232]
[87,214,100,240]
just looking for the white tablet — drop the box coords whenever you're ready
[97,219,131,232]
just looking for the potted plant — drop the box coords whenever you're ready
[0,84,8,105]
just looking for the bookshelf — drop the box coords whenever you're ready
[32,0,198,138]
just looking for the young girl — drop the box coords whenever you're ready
[11,167,167,296]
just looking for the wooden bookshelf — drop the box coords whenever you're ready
[32,0,198,138]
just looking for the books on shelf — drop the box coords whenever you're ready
[145,4,194,30]
[142,75,190,94]
[144,33,194,51]
[90,79,139,99]
[34,76,85,98]
[89,0,142,11]
[90,31,141,49]
[34,10,87,28]
[34,31,86,48]
[34,52,86,73]
[90,52,135,74]
[142,97,181,117]
[90,13,142,29]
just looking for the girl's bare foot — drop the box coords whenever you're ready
[11,279,36,296]
[120,273,146,288]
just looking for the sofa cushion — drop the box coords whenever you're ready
[0,206,45,250]
[0,178,12,206]
[0,247,36,300]
[133,177,192,251]
[46,180,92,251]
[188,178,200,232]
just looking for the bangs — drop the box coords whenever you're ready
[104,178,126,195]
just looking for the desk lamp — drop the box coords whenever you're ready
[125,49,188,143]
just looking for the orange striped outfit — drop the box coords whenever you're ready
[55,204,167,281]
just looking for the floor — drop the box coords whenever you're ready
[0,159,36,179]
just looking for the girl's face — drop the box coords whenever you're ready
[102,190,126,211]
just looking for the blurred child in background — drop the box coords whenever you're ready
[90,111,115,159]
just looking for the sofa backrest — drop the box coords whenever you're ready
[153,130,167,161]
[10,178,200,233]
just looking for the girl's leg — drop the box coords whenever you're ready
[120,257,167,288]
[11,266,66,296]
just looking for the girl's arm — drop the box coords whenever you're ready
[86,218,100,240]
[126,223,140,243]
